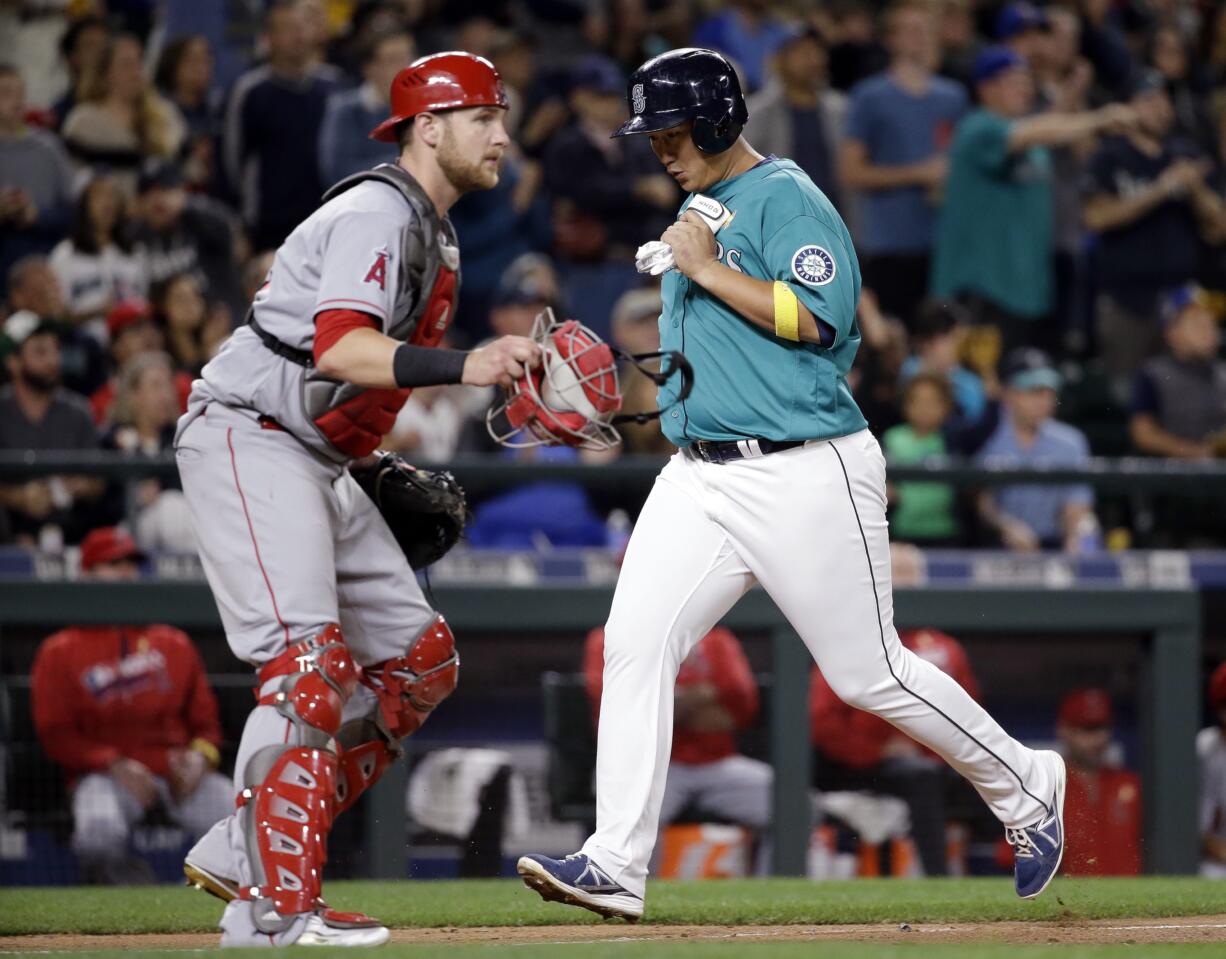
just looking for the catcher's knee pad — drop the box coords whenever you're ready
[334,718,398,817]
[238,625,358,928]
[362,615,458,739]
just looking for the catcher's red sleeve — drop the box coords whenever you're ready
[314,308,379,364]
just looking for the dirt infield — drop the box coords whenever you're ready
[5,915,1226,951]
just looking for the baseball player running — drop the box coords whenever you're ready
[518,48,1066,921]
[173,52,538,947]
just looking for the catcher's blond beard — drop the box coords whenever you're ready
[437,124,500,193]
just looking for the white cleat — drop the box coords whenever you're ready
[294,913,390,947]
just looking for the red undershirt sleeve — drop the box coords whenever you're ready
[313,308,380,365]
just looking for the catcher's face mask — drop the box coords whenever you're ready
[486,308,692,452]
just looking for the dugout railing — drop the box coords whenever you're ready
[0,581,1202,878]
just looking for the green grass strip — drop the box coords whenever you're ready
[1,876,1222,936]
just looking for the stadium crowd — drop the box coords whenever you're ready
[4,0,1226,553]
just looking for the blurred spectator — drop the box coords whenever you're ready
[1082,70,1222,384]
[931,47,1133,352]
[1200,661,1226,878]
[449,150,551,340]
[51,17,112,127]
[62,33,186,194]
[7,254,108,396]
[223,0,344,249]
[745,27,846,213]
[318,31,413,186]
[326,1,412,81]
[153,35,222,190]
[587,627,777,843]
[610,286,673,455]
[544,55,675,255]
[48,174,148,335]
[995,2,1049,65]
[841,0,967,325]
[384,383,468,461]
[152,272,229,376]
[976,348,1096,553]
[1130,285,1226,460]
[1057,688,1141,876]
[825,0,889,93]
[883,372,958,544]
[30,526,229,884]
[898,298,989,433]
[297,0,338,73]
[487,27,567,156]
[1148,23,1211,148]
[691,0,792,94]
[1077,0,1135,97]
[811,627,981,875]
[0,310,105,548]
[90,299,191,426]
[935,0,980,89]
[543,55,674,336]
[0,64,75,299]
[102,351,194,552]
[130,159,246,324]
[848,286,910,432]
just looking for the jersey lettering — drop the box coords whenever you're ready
[364,248,390,291]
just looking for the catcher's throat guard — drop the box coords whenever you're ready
[486,308,693,451]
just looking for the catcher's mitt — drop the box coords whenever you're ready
[350,453,467,570]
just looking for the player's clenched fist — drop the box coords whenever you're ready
[661,211,718,281]
[463,335,542,387]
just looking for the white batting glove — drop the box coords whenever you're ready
[635,240,675,276]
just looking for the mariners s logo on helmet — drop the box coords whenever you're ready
[791,245,836,286]
[631,83,646,115]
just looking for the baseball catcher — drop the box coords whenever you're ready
[173,52,537,947]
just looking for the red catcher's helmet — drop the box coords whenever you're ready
[369,51,508,143]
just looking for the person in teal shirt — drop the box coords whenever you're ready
[884,371,958,542]
[930,46,1137,347]
[519,47,1072,922]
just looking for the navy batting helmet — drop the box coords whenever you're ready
[612,48,748,155]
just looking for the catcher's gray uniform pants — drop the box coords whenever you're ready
[175,402,436,942]
[72,770,233,863]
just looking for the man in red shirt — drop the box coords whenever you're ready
[30,526,230,883]
[1057,687,1142,875]
[584,627,776,841]
[810,628,982,875]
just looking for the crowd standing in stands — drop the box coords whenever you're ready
[2,0,1226,552]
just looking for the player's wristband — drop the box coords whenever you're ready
[392,344,468,388]
[188,737,221,769]
[773,281,800,342]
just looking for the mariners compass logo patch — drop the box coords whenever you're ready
[791,245,836,286]
[631,83,646,115]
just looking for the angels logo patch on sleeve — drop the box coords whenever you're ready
[791,245,836,286]
[364,246,390,290]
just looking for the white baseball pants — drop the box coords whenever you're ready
[581,429,1056,899]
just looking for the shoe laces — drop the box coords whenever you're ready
[1006,827,1034,859]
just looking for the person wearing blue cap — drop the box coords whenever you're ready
[931,45,1136,351]
[996,2,1049,63]
[1082,69,1222,385]
[1130,285,1226,461]
[975,347,1096,552]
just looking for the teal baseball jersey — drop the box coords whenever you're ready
[656,157,867,445]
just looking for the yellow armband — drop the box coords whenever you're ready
[773,281,799,342]
[189,737,221,769]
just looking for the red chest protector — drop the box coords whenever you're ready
[293,163,462,461]
[310,266,456,458]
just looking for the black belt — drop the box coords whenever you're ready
[684,438,806,465]
[248,312,314,368]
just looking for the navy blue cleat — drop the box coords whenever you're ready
[1008,750,1067,899]
[517,853,644,921]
